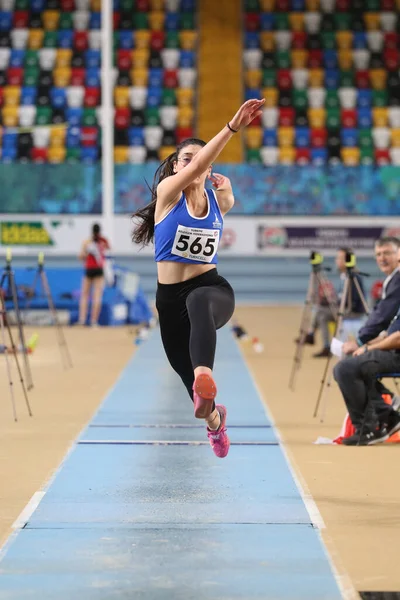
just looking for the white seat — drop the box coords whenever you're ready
[128,146,146,164]
[338,87,356,109]
[129,86,147,109]
[0,0,15,9]
[291,68,308,89]
[75,0,90,8]
[0,48,10,69]
[380,12,397,32]
[372,127,391,149]
[320,0,335,11]
[66,86,85,107]
[73,10,90,31]
[390,148,400,165]
[260,147,279,166]
[32,127,50,148]
[19,105,36,127]
[353,49,370,70]
[39,48,56,70]
[10,28,28,49]
[160,105,178,129]
[304,12,321,34]
[366,31,383,52]
[178,68,196,89]
[243,49,262,70]
[111,67,118,86]
[88,30,102,50]
[261,107,278,128]
[165,0,179,9]
[161,48,180,69]
[388,107,400,128]
[143,126,163,150]
[308,87,326,108]
[275,31,291,51]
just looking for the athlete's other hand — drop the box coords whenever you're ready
[209,173,232,192]
[229,99,265,131]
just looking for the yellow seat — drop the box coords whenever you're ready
[149,11,165,31]
[308,68,324,88]
[245,69,262,89]
[306,0,319,8]
[278,127,295,148]
[338,49,353,70]
[289,13,304,32]
[308,107,326,128]
[364,12,380,31]
[179,31,197,51]
[341,147,360,165]
[28,29,44,50]
[336,31,353,50]
[176,88,194,108]
[135,30,150,49]
[262,87,278,107]
[370,69,387,90]
[53,67,71,87]
[159,145,175,162]
[56,49,72,68]
[150,0,164,8]
[42,10,60,31]
[291,49,308,69]
[391,129,400,147]
[3,86,21,106]
[373,107,388,127]
[114,86,130,108]
[114,146,129,164]
[130,67,148,87]
[2,105,18,127]
[48,146,66,163]
[132,48,150,69]
[178,106,194,128]
[91,0,101,9]
[245,127,263,149]
[279,147,296,164]
[260,32,274,52]
[260,0,275,9]
[50,125,66,147]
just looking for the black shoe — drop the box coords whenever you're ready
[342,426,389,446]
[294,332,315,345]
[384,410,400,437]
[312,347,331,358]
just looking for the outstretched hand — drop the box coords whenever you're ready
[229,99,265,131]
[209,172,232,192]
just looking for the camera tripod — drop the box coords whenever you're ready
[313,252,370,422]
[289,251,338,391]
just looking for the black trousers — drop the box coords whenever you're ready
[156,269,235,400]
[333,349,400,430]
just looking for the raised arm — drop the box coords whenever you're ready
[209,173,235,215]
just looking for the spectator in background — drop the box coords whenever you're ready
[77,223,110,327]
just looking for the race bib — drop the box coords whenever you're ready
[171,225,220,263]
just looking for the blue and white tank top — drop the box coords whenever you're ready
[154,188,223,264]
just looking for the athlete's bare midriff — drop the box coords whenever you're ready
[157,261,216,284]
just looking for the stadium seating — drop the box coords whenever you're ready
[243,0,400,165]
[0,0,197,163]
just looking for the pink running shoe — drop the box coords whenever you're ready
[207,405,230,458]
[193,373,217,418]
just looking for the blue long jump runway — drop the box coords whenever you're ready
[0,327,347,599]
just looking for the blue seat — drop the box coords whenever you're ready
[148,68,163,88]
[119,31,133,49]
[263,129,277,146]
[128,127,144,146]
[1,147,17,162]
[311,148,328,164]
[292,0,305,8]
[341,128,358,147]
[0,12,12,31]
[66,126,81,148]
[113,0,120,8]
[31,0,45,10]
[50,87,67,109]
[325,69,340,90]
[358,107,372,128]
[57,30,73,48]
[353,32,367,49]
[89,12,101,29]
[323,50,337,69]
[165,13,179,31]
[66,107,83,126]
[147,87,163,107]
[85,50,101,68]
[245,87,261,101]
[357,89,372,108]
[21,86,37,105]
[244,32,259,48]
[81,146,99,163]
[295,126,310,148]
[181,0,195,10]
[10,49,25,67]
[260,13,275,30]
[2,132,17,149]
[86,67,100,87]
[179,50,195,68]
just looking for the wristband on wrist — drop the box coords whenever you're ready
[227,122,238,133]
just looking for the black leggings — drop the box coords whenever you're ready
[156,269,235,400]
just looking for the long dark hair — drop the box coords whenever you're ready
[131,138,207,246]
[92,223,101,242]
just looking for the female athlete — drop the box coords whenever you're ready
[78,223,110,326]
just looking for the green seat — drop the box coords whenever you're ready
[83,108,97,126]
[66,148,81,162]
[43,31,58,47]
[161,89,176,106]
[246,148,261,164]
[24,50,39,68]
[275,13,289,30]
[326,108,340,129]
[120,0,134,9]
[292,89,307,111]
[359,129,373,149]
[180,13,195,29]
[325,90,339,109]
[145,107,160,126]
[244,0,259,9]
[262,68,276,87]
[133,13,148,29]
[15,0,29,7]
[339,70,354,87]
[366,0,379,8]
[24,66,39,86]
[59,12,73,29]
[276,50,290,69]
[35,106,52,125]
[372,90,388,107]
[360,146,374,163]
[334,13,351,30]
[165,32,179,48]
[320,32,335,49]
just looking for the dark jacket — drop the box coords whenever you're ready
[358,269,400,344]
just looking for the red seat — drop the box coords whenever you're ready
[81,126,99,146]
[245,13,260,32]
[310,128,327,148]
[277,69,292,90]
[13,10,29,28]
[375,149,390,165]
[355,70,370,89]
[0,88,3,106]
[336,0,350,9]
[117,49,132,71]
[176,126,194,144]
[114,108,130,129]
[7,67,23,86]
[163,69,178,88]
[381,0,395,9]
[74,31,88,52]
[296,148,311,164]
[384,32,399,50]
[279,107,295,127]
[84,87,100,108]
[71,67,85,86]
[60,0,75,9]
[384,49,400,71]
[308,50,323,69]
[113,12,121,29]
[249,113,262,126]
[292,32,307,49]
[341,109,357,128]
[136,0,150,9]
[31,148,48,163]
[151,31,165,51]
[276,0,290,9]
